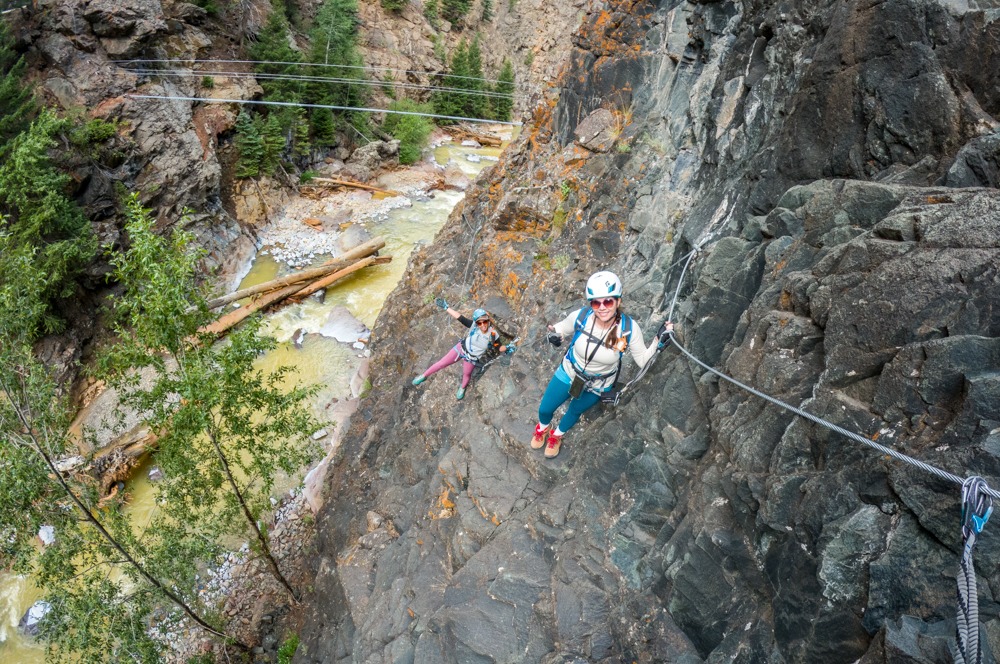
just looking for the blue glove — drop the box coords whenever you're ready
[505,343,517,355]
[434,297,448,310]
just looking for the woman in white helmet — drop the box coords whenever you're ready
[413,303,507,400]
[530,271,673,458]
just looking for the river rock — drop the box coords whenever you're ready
[18,601,52,637]
[37,525,55,547]
[319,306,371,344]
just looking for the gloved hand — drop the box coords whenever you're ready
[547,332,563,347]
[505,343,517,355]
[656,321,674,349]
[434,297,449,311]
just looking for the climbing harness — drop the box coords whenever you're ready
[662,243,999,662]
[566,307,633,396]
[471,336,519,379]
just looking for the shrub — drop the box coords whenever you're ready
[383,99,432,165]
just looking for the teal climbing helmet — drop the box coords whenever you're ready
[472,308,490,322]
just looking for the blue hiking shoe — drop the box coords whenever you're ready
[412,375,426,386]
[456,387,466,400]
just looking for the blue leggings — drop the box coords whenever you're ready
[538,369,601,433]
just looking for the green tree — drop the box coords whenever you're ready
[100,195,320,602]
[0,110,96,332]
[261,113,286,174]
[381,0,407,9]
[432,39,469,121]
[465,36,486,118]
[493,58,515,122]
[307,0,365,108]
[250,5,303,103]
[424,0,439,25]
[0,20,36,154]
[310,107,336,146]
[0,231,230,662]
[234,110,264,178]
[440,0,471,22]
[292,107,312,160]
[383,99,432,164]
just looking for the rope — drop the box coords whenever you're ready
[660,240,997,662]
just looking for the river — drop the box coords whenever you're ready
[0,136,504,662]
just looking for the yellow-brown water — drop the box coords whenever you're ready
[0,140,498,661]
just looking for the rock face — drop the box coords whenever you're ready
[296,1,1000,663]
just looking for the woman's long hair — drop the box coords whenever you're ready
[604,307,624,349]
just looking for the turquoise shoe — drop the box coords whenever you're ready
[412,375,426,386]
[456,387,466,400]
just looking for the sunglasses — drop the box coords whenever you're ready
[590,298,618,309]
[476,319,491,327]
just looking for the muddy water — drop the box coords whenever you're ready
[0,140,499,662]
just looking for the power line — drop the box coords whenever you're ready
[125,94,523,126]
[115,58,520,89]
[125,68,521,101]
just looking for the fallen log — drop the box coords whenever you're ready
[451,127,502,147]
[205,237,385,310]
[200,254,389,337]
[291,255,392,300]
[306,178,400,196]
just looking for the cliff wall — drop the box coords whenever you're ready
[296,1,1000,662]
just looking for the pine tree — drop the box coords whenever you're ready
[261,114,286,174]
[433,39,469,121]
[311,107,336,147]
[440,0,471,22]
[292,107,312,160]
[0,110,95,332]
[250,5,303,103]
[465,36,486,118]
[0,20,36,154]
[424,0,439,25]
[481,0,493,21]
[307,0,365,108]
[493,58,515,122]
[234,110,264,178]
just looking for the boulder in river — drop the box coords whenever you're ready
[319,306,371,344]
[18,601,52,637]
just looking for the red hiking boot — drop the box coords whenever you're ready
[530,423,549,449]
[544,432,563,458]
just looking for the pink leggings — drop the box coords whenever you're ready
[421,345,476,388]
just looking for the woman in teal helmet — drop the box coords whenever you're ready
[413,304,507,400]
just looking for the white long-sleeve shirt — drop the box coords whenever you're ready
[553,308,657,392]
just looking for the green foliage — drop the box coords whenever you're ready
[100,195,321,601]
[278,634,301,664]
[381,0,407,10]
[0,19,36,153]
[201,75,215,88]
[235,110,264,178]
[465,36,486,118]
[292,108,312,160]
[441,0,472,22]
[432,39,497,122]
[493,58,515,122]
[431,32,446,61]
[481,0,493,21]
[424,0,439,26]
[299,169,317,183]
[261,114,287,174]
[0,110,96,332]
[307,0,365,109]
[190,0,221,16]
[523,50,533,67]
[250,7,304,102]
[68,117,117,149]
[383,99,432,164]
[310,107,335,147]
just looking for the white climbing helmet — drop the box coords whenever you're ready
[585,271,623,300]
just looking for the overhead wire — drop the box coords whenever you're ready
[126,94,523,126]
[122,67,522,102]
[114,58,520,88]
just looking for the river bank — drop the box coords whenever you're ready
[0,129,507,664]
